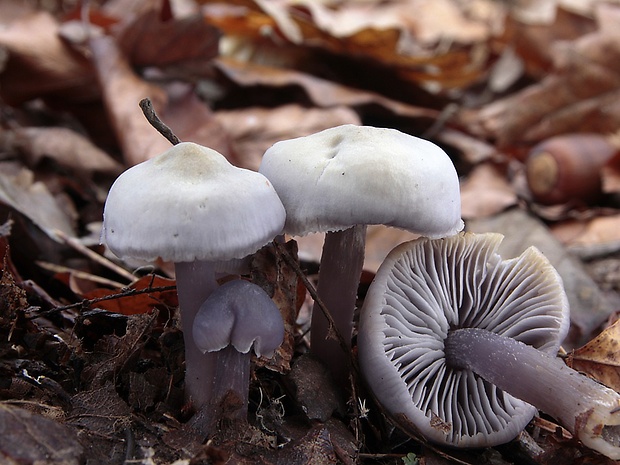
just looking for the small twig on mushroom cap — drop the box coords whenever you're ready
[139,98,180,146]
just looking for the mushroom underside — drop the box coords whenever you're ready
[358,233,569,447]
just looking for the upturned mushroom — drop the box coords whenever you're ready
[191,279,284,434]
[101,142,285,408]
[259,124,463,383]
[358,232,620,459]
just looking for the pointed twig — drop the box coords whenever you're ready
[139,98,180,146]
[272,241,351,360]
[25,284,176,319]
[53,229,135,282]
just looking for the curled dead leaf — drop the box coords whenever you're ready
[0,11,96,105]
[215,103,360,170]
[460,163,517,220]
[0,165,75,238]
[568,319,620,392]
[2,126,122,175]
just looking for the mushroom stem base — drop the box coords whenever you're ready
[445,328,620,459]
[188,347,251,438]
[175,260,219,408]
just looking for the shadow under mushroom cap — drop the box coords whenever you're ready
[357,232,570,448]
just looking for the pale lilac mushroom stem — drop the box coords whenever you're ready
[310,224,366,385]
[174,260,219,408]
[445,328,620,459]
[211,345,252,418]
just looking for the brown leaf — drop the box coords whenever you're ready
[459,8,620,147]
[0,238,28,320]
[90,35,232,166]
[505,6,596,79]
[568,319,620,392]
[272,424,338,465]
[0,403,83,464]
[82,311,158,387]
[2,127,122,175]
[215,57,440,123]
[160,82,233,161]
[251,241,299,373]
[436,128,496,165]
[0,11,96,105]
[287,354,344,422]
[215,104,360,170]
[68,382,131,434]
[89,34,170,166]
[460,163,517,220]
[203,0,502,90]
[364,226,421,273]
[551,215,620,249]
[0,165,75,238]
[81,275,178,315]
[116,8,220,70]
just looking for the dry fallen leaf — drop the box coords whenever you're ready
[551,214,620,249]
[1,126,123,175]
[115,8,220,71]
[215,103,360,170]
[81,275,178,315]
[0,11,96,105]
[89,34,170,166]
[0,164,76,238]
[203,0,504,90]
[460,162,517,220]
[215,57,440,122]
[90,32,231,166]
[0,403,84,464]
[458,3,620,148]
[251,241,300,373]
[568,319,620,392]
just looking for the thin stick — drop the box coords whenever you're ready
[139,98,180,146]
[36,261,127,289]
[53,229,135,282]
[25,284,176,319]
[272,241,352,361]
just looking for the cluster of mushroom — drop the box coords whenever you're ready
[257,124,620,458]
[100,123,620,460]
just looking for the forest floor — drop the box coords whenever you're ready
[1,0,620,464]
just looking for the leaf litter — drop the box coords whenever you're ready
[1,0,620,463]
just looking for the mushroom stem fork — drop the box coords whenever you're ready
[310,224,366,385]
[174,260,219,408]
[445,328,620,460]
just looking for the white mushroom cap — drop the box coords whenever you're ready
[101,142,286,263]
[357,232,569,448]
[259,124,463,237]
[193,279,285,358]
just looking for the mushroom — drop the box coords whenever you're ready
[101,142,285,408]
[445,328,620,458]
[191,279,284,432]
[259,124,463,383]
[358,232,620,458]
